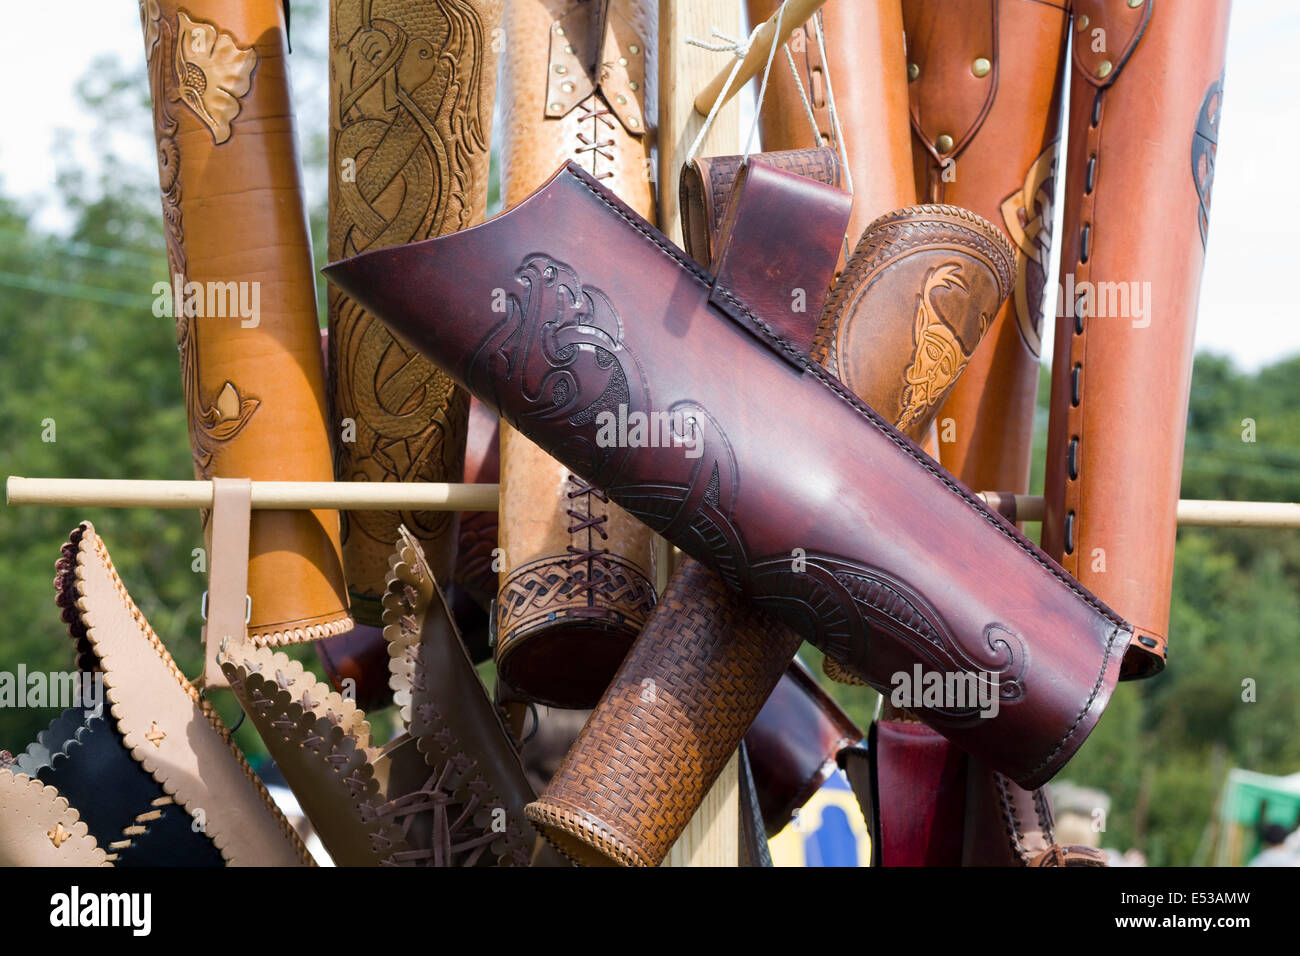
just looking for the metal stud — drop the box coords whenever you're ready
[619,56,628,66]
[561,81,575,93]
[555,64,568,75]
[555,25,565,36]
[565,44,574,54]
[935,133,954,154]
[1128,0,1144,7]
[629,81,639,91]
[629,43,640,54]
[972,57,991,78]
[549,103,562,112]
[908,62,919,81]
[1097,59,1113,79]
[1076,14,1090,31]
[628,116,639,128]
[616,94,627,104]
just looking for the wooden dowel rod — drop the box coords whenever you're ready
[976,493,1300,529]
[6,477,500,512]
[692,0,828,116]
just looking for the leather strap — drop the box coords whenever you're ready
[203,476,252,689]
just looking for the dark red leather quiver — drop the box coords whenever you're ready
[324,161,1133,790]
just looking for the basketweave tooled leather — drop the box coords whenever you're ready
[1042,0,1231,679]
[745,0,916,244]
[139,0,350,648]
[222,527,542,865]
[0,770,109,866]
[492,0,659,709]
[327,0,503,629]
[56,522,314,866]
[521,159,851,865]
[904,0,1069,503]
[679,147,843,272]
[325,162,1136,790]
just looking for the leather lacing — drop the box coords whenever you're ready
[364,761,500,867]
[574,101,617,181]
[565,474,611,599]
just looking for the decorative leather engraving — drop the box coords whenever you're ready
[1000,142,1058,355]
[496,552,656,641]
[897,265,980,432]
[172,11,258,144]
[1192,76,1224,249]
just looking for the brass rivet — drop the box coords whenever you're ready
[619,56,628,66]
[554,64,568,75]
[1128,0,1143,7]
[629,80,639,91]
[616,94,627,104]
[549,102,563,112]
[908,62,919,81]
[628,116,640,128]
[936,133,954,154]
[629,43,640,54]
[565,44,574,54]
[972,57,991,77]
[555,25,565,36]
[1096,59,1112,79]
[561,81,574,93]
[1076,14,1090,30]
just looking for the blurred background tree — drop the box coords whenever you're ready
[0,2,1295,866]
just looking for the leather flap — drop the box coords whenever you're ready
[546,1,647,135]
[1071,0,1153,89]
[904,0,997,163]
[708,158,851,356]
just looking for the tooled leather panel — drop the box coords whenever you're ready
[903,0,997,164]
[812,204,1016,438]
[326,163,1135,789]
[1071,0,1153,88]
[61,522,313,866]
[328,0,502,621]
[527,559,803,867]
[141,0,350,644]
[0,770,109,866]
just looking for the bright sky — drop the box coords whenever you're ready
[0,0,1295,370]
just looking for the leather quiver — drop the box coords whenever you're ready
[324,161,1134,790]
[492,0,659,708]
[744,658,862,836]
[1042,0,1231,678]
[679,147,842,270]
[326,0,504,627]
[745,0,916,241]
[905,0,1070,503]
[524,158,852,865]
[140,0,350,647]
[222,527,544,866]
[54,522,314,866]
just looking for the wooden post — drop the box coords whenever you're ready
[657,0,743,867]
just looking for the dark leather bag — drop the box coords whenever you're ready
[324,161,1133,790]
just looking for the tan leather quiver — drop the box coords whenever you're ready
[904,0,1070,502]
[493,0,659,708]
[140,0,350,647]
[1042,0,1232,677]
[327,0,503,627]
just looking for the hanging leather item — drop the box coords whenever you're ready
[0,770,109,866]
[54,522,314,866]
[904,0,1069,501]
[523,157,851,866]
[140,0,350,647]
[492,0,659,708]
[222,527,550,866]
[745,0,916,241]
[325,161,1130,792]
[455,397,503,617]
[1042,0,1232,679]
[327,0,502,631]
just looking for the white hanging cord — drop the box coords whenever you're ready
[782,44,824,146]
[741,0,788,163]
[813,11,853,198]
[684,24,763,164]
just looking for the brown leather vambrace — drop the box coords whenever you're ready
[905,0,1070,500]
[493,0,659,708]
[1042,0,1231,678]
[327,0,503,627]
[140,0,350,645]
[745,0,916,242]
